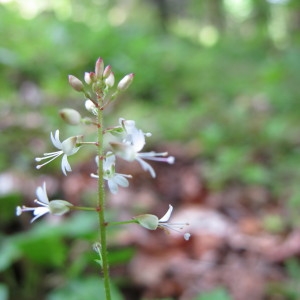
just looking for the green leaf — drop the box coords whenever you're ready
[47,277,123,300]
[0,238,21,271]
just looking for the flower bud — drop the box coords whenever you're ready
[85,99,98,115]
[103,65,112,78]
[84,72,93,84]
[105,72,115,88]
[95,58,104,79]
[68,75,84,92]
[135,214,159,230]
[59,108,81,125]
[49,200,73,215]
[117,73,134,91]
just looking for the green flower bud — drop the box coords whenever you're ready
[59,108,81,125]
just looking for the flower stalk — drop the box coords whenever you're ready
[96,88,112,300]
[16,57,191,300]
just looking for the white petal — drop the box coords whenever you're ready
[36,183,49,204]
[61,155,72,176]
[135,157,156,178]
[131,130,145,152]
[31,207,50,223]
[33,206,50,216]
[113,175,129,187]
[108,180,118,194]
[159,204,173,223]
[51,130,62,149]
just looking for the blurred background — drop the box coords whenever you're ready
[1,0,300,299]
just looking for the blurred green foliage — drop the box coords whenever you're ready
[194,288,232,300]
[1,0,300,299]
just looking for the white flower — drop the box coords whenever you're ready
[135,204,191,240]
[16,182,72,223]
[91,152,132,194]
[35,130,81,176]
[111,120,174,178]
[120,118,151,142]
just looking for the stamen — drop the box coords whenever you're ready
[139,155,174,164]
[184,233,191,241]
[42,150,62,157]
[36,152,62,169]
[34,199,48,207]
[16,206,22,216]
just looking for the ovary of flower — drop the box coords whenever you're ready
[111,126,174,178]
[16,182,72,223]
[35,130,81,176]
[91,152,132,194]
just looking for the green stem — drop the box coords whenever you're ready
[69,206,96,212]
[97,103,111,300]
[108,219,138,226]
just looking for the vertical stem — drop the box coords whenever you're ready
[97,106,112,300]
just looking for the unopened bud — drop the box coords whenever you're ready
[59,108,81,125]
[105,72,115,88]
[103,65,112,78]
[85,99,98,115]
[95,58,104,79]
[84,72,93,84]
[68,75,84,92]
[117,73,134,91]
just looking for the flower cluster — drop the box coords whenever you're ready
[16,57,190,241]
